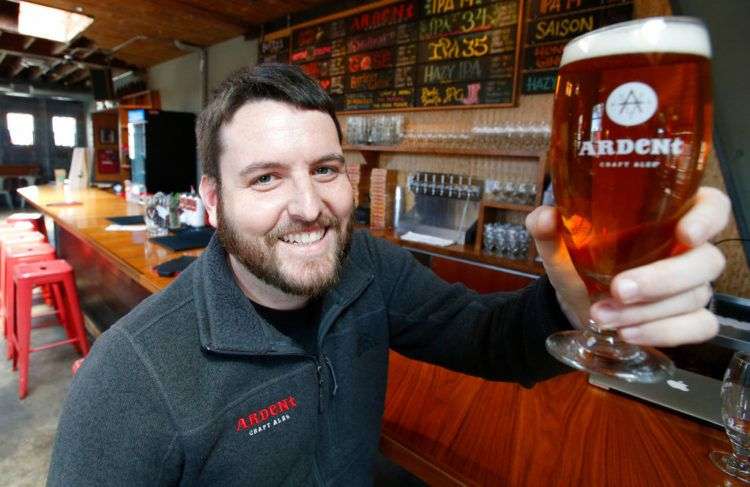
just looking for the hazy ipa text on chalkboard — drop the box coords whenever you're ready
[418,54,514,84]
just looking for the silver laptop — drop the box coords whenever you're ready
[588,368,723,426]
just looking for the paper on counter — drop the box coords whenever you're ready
[105,224,147,232]
[399,231,455,247]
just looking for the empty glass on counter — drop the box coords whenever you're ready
[144,192,171,237]
[345,115,404,146]
[482,222,530,260]
[711,351,750,482]
[484,180,537,206]
[471,122,551,151]
[400,123,550,151]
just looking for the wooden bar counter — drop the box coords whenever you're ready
[19,184,730,486]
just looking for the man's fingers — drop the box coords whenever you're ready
[611,243,725,304]
[591,284,712,328]
[677,186,732,246]
[525,205,557,241]
[618,308,719,347]
[526,206,591,327]
[525,206,570,274]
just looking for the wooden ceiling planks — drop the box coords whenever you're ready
[29,0,340,68]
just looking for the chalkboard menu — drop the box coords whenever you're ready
[521,0,633,94]
[261,0,523,111]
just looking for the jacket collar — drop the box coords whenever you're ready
[194,233,373,356]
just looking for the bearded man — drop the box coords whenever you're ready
[47,64,729,486]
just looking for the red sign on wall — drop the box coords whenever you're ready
[96,149,119,174]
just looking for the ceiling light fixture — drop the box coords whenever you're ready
[16,1,93,43]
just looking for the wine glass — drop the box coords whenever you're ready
[543,17,713,383]
[711,351,750,483]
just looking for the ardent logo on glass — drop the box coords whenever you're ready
[578,81,684,161]
[605,81,658,127]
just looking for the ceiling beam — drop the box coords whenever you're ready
[22,36,34,50]
[64,69,89,87]
[0,76,91,95]
[44,37,97,78]
[27,65,43,80]
[0,31,136,71]
[50,64,80,82]
[8,57,24,77]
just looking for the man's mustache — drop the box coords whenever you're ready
[265,213,341,243]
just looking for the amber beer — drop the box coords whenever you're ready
[550,17,713,296]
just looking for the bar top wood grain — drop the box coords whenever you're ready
[18,184,200,293]
[18,184,731,486]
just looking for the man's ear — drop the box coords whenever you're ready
[199,175,219,228]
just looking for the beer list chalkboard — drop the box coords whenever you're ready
[261,0,523,111]
[521,0,634,94]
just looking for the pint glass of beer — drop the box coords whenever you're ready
[545,17,712,382]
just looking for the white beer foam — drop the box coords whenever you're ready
[561,16,711,66]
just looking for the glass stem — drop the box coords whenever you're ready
[730,441,750,473]
[579,318,643,362]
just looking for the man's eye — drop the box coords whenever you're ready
[315,166,339,176]
[252,174,276,186]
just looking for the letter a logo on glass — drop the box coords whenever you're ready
[605,81,658,127]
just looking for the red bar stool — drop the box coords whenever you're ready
[0,221,34,233]
[3,242,58,361]
[0,231,46,322]
[6,212,47,240]
[11,259,89,399]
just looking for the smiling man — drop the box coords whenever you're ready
[207,100,354,306]
[47,64,730,486]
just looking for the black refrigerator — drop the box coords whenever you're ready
[128,109,197,194]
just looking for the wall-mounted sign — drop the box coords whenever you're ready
[261,0,524,111]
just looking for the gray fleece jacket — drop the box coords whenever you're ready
[47,230,570,486]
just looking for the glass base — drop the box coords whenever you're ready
[546,330,675,383]
[710,451,750,483]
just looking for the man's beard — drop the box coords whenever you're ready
[216,194,353,299]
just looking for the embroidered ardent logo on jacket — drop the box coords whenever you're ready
[235,395,297,435]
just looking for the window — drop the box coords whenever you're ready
[52,116,77,147]
[6,113,34,146]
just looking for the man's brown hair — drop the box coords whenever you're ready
[196,63,342,183]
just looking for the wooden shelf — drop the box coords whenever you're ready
[481,200,536,212]
[369,228,544,276]
[342,144,542,159]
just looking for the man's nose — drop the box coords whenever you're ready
[287,176,323,222]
